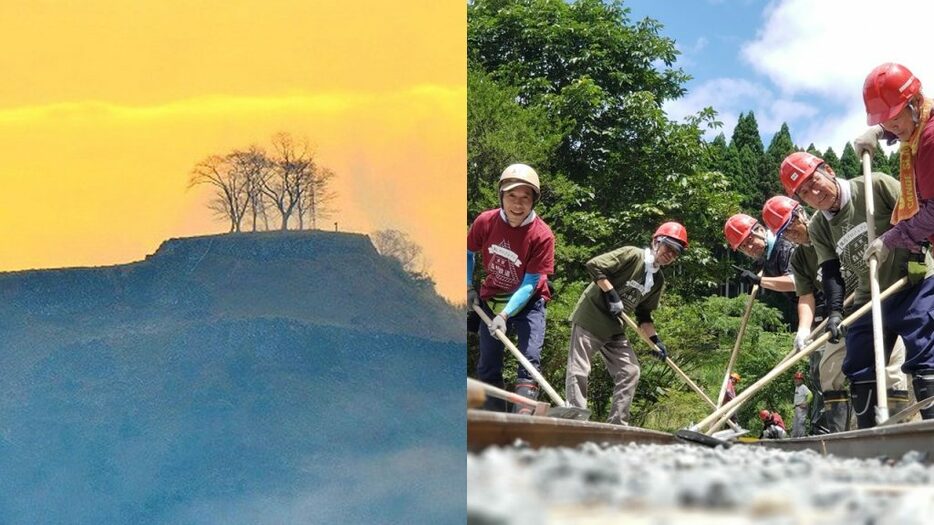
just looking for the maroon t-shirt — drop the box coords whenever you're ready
[467,209,555,302]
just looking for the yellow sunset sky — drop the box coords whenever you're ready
[0,0,465,300]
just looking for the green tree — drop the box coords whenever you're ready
[702,133,730,172]
[889,151,902,178]
[839,142,860,179]
[872,145,891,175]
[469,0,726,285]
[764,123,796,200]
[731,112,765,156]
[467,67,563,219]
[822,147,840,173]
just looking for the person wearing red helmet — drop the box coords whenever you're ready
[792,371,813,437]
[467,163,556,413]
[762,195,911,432]
[565,221,688,425]
[758,409,787,439]
[854,63,934,253]
[853,63,934,420]
[723,213,797,300]
[779,150,930,427]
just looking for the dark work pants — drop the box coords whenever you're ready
[476,298,546,386]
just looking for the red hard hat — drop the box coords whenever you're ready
[653,221,688,249]
[759,409,770,421]
[863,63,922,125]
[723,214,758,251]
[761,196,800,235]
[794,371,804,380]
[780,151,824,196]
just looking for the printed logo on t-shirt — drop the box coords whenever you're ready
[835,221,867,292]
[619,279,648,311]
[488,243,523,267]
[489,240,521,289]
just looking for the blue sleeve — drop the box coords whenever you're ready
[467,251,475,286]
[501,273,540,317]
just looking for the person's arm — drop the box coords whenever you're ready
[760,274,796,292]
[499,272,541,317]
[821,259,846,344]
[881,199,934,251]
[794,293,816,352]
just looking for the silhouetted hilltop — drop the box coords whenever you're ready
[0,231,465,522]
[0,230,460,342]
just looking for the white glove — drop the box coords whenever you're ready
[865,237,890,263]
[488,313,508,335]
[794,329,810,353]
[853,125,884,157]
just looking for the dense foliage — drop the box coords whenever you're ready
[467,0,867,432]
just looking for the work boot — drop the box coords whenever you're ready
[912,371,934,420]
[887,389,911,418]
[483,379,507,412]
[823,390,850,433]
[850,381,878,429]
[513,379,540,415]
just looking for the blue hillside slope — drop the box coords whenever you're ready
[0,232,464,524]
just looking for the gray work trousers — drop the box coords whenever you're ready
[565,323,640,426]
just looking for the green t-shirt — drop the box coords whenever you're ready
[569,246,664,340]
[807,174,909,307]
[790,244,820,298]
[791,243,857,299]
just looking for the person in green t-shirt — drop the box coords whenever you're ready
[565,222,688,426]
[779,151,932,428]
[762,195,911,432]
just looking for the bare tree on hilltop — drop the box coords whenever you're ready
[230,145,273,232]
[189,132,339,232]
[371,229,432,281]
[189,154,251,232]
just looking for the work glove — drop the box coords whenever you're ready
[650,335,668,362]
[467,287,479,310]
[603,288,624,316]
[488,313,508,335]
[864,237,890,263]
[737,268,761,286]
[853,125,884,157]
[827,311,845,344]
[794,329,810,353]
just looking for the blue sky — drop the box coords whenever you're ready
[624,0,934,154]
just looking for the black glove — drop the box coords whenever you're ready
[650,335,667,361]
[603,288,624,316]
[827,311,845,344]
[737,268,761,286]
[467,287,479,310]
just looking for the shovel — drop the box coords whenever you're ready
[717,267,762,406]
[472,304,591,420]
[467,378,590,420]
[617,311,744,433]
[687,277,908,437]
[862,150,890,424]
[878,395,934,427]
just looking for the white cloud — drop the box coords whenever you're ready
[738,0,934,150]
[664,77,819,144]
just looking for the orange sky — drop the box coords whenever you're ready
[0,0,465,300]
